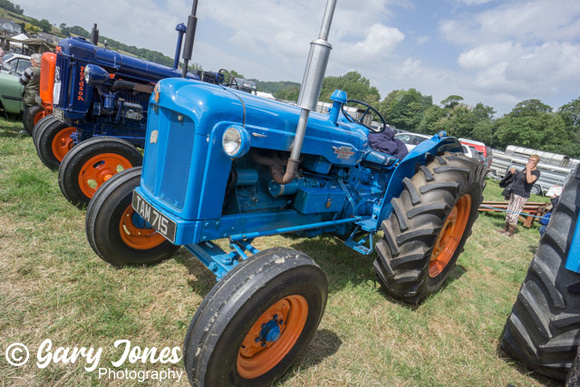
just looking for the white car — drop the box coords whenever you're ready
[394,132,431,151]
[462,145,487,166]
[1,53,31,75]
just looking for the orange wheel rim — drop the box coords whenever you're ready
[119,205,166,250]
[78,153,134,199]
[34,110,46,126]
[429,194,472,278]
[237,295,308,379]
[51,127,76,161]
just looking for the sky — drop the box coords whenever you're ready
[13,0,580,116]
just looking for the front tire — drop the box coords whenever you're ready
[184,247,328,386]
[59,137,143,208]
[31,114,57,142]
[23,104,45,135]
[34,118,77,170]
[85,167,179,267]
[500,165,580,381]
[374,153,485,304]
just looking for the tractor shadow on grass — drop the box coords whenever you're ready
[279,329,342,383]
[290,234,468,311]
[496,345,562,386]
[173,248,217,298]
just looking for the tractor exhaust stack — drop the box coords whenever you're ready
[278,0,337,184]
[181,0,199,78]
[91,23,99,46]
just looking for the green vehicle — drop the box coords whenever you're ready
[0,53,31,117]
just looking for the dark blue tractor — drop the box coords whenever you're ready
[32,24,223,208]
[501,163,580,382]
[85,0,486,384]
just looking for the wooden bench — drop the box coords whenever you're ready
[478,201,550,228]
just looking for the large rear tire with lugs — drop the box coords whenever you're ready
[500,165,580,381]
[374,153,485,304]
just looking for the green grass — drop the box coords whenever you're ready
[0,117,558,386]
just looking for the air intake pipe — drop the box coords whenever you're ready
[277,0,337,184]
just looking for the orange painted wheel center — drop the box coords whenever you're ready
[429,194,472,278]
[237,295,308,379]
[119,205,166,250]
[78,153,134,199]
[51,127,76,162]
[34,110,46,126]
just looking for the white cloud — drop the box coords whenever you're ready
[335,24,404,63]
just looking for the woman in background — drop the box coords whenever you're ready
[500,155,541,237]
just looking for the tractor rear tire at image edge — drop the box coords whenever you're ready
[23,104,45,136]
[373,153,486,304]
[85,167,180,267]
[59,137,143,208]
[500,164,580,381]
[34,118,77,170]
[183,247,328,386]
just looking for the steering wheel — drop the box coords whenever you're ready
[341,99,387,133]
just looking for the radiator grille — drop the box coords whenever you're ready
[142,106,195,211]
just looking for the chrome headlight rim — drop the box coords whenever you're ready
[222,125,251,158]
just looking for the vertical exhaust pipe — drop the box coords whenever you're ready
[173,23,187,69]
[276,0,337,184]
[181,0,199,78]
[91,23,99,46]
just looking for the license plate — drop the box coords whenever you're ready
[53,107,64,122]
[132,191,177,243]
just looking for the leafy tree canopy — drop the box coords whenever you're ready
[0,0,23,14]
[380,88,433,132]
[320,71,381,104]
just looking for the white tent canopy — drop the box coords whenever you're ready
[8,33,29,48]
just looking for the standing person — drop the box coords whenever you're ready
[19,53,41,119]
[500,155,541,237]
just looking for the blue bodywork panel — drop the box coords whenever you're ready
[133,77,463,278]
[565,167,580,274]
[53,37,203,147]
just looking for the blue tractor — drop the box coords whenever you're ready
[501,163,580,381]
[32,23,223,208]
[85,0,486,384]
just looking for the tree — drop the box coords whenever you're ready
[319,71,381,104]
[557,98,580,157]
[0,0,24,14]
[30,18,52,33]
[274,86,300,101]
[417,105,446,134]
[24,23,40,35]
[494,99,570,153]
[381,89,433,132]
[441,95,464,109]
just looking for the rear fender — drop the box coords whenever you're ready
[377,135,463,222]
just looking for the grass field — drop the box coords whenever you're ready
[0,117,558,386]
